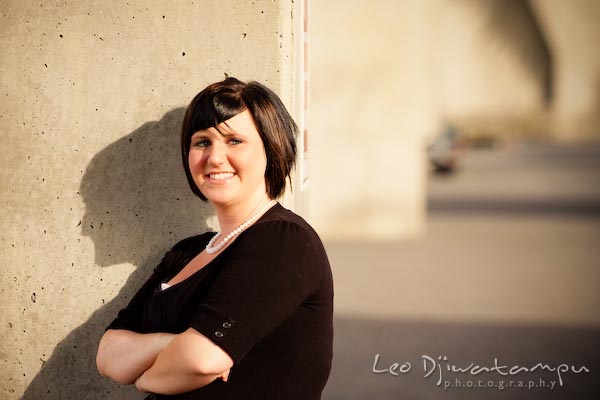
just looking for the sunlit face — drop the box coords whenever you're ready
[188,110,268,208]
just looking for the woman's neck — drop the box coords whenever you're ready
[214,194,273,236]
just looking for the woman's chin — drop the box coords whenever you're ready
[204,194,235,207]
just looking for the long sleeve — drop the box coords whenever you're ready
[189,219,325,364]
[106,235,207,332]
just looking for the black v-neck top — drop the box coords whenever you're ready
[107,203,334,399]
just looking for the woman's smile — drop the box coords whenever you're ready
[206,172,236,183]
[188,109,268,208]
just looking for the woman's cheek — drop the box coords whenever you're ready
[188,151,203,173]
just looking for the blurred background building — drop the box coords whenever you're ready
[309,1,600,399]
[309,0,600,240]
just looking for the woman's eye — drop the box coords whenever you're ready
[193,140,210,147]
[229,138,243,145]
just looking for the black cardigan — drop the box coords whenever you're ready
[107,202,334,399]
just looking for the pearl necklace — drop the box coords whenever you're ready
[205,200,276,255]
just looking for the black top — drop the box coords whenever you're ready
[107,203,334,399]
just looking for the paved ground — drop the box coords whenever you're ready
[321,141,600,400]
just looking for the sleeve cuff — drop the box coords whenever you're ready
[189,304,256,364]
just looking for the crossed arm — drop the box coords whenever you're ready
[96,328,234,395]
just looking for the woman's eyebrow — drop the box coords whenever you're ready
[191,131,209,139]
[192,123,247,138]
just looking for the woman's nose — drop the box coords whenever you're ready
[206,142,226,165]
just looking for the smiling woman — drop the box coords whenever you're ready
[181,78,298,203]
[187,110,268,209]
[96,77,334,400]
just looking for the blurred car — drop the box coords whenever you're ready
[427,124,467,173]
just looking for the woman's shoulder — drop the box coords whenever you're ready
[247,202,326,253]
[169,231,214,253]
[255,203,318,235]
[173,231,215,249]
[154,232,214,274]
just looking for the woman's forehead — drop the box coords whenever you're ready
[192,110,258,138]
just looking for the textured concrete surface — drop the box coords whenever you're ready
[0,1,298,399]
[322,142,600,399]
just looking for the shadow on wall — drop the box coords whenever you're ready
[22,108,212,400]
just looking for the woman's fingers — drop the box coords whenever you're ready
[219,369,230,382]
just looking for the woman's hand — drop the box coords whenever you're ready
[219,368,230,382]
[131,328,234,395]
[135,368,229,393]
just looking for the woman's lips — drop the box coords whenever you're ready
[206,172,236,182]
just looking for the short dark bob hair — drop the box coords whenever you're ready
[181,77,298,201]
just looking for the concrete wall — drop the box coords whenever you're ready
[0,1,299,399]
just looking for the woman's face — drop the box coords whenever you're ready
[188,110,268,209]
